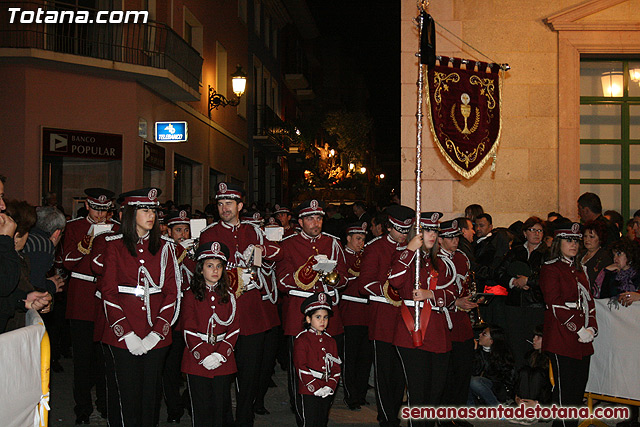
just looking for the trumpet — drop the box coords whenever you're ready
[180,238,199,259]
[321,270,340,287]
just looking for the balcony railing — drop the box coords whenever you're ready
[0,1,203,92]
[254,105,291,153]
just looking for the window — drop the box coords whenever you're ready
[580,59,640,219]
[216,42,228,98]
[183,7,203,54]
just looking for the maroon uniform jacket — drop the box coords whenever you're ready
[181,289,240,378]
[540,257,598,359]
[171,241,196,331]
[356,235,405,343]
[436,248,473,343]
[200,220,282,336]
[277,232,348,336]
[101,234,180,349]
[293,328,342,395]
[90,229,117,341]
[340,247,368,327]
[62,216,117,321]
[389,248,453,353]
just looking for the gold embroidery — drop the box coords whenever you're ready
[77,236,94,255]
[450,104,480,137]
[347,268,360,278]
[445,138,486,169]
[294,256,320,291]
[470,76,496,110]
[382,281,402,307]
[432,72,460,104]
[235,267,245,298]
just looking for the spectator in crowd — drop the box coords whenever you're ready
[625,218,636,241]
[468,325,515,406]
[43,191,66,216]
[577,192,619,246]
[578,221,613,287]
[604,210,624,239]
[0,174,21,301]
[547,212,561,222]
[465,204,484,225]
[456,216,475,264]
[498,216,548,368]
[512,325,552,425]
[22,206,66,295]
[632,210,640,245]
[1,200,52,332]
[593,239,640,301]
[369,211,387,238]
[473,213,510,329]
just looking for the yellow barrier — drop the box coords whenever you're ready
[578,392,640,427]
[40,331,50,427]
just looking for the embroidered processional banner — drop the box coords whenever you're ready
[426,57,503,179]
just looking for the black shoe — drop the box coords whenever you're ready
[344,399,361,411]
[358,398,370,406]
[75,415,90,425]
[51,359,64,373]
[454,421,474,427]
[254,406,270,415]
[167,415,181,423]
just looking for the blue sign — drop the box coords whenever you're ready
[155,121,188,143]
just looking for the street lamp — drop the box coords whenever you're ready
[208,65,247,117]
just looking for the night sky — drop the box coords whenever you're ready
[308,1,401,162]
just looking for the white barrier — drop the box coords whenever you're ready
[0,310,48,427]
[585,299,640,400]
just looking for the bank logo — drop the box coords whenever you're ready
[50,133,68,152]
[155,121,188,143]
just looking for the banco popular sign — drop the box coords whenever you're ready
[155,121,188,143]
[43,128,122,160]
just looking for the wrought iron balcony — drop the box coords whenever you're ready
[254,105,293,154]
[0,1,203,98]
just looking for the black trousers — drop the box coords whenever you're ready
[162,328,186,419]
[550,353,590,427]
[254,326,279,410]
[187,373,233,427]
[373,340,405,427]
[101,343,123,427]
[235,331,265,427]
[108,344,168,427]
[342,325,373,406]
[505,305,545,368]
[70,319,106,417]
[442,338,474,407]
[397,347,450,427]
[299,394,331,427]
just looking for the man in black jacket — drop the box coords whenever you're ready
[577,192,620,247]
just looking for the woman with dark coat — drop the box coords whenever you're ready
[498,216,548,367]
[578,220,613,288]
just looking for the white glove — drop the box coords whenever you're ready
[201,352,225,370]
[577,326,594,343]
[141,333,162,351]
[124,333,147,356]
[312,255,336,274]
[241,270,253,285]
[313,386,333,398]
[242,245,255,263]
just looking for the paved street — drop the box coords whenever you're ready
[47,356,621,426]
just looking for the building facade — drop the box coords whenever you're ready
[400,0,640,225]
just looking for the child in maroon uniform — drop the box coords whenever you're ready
[293,293,342,427]
[182,241,239,426]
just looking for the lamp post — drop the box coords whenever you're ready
[208,65,247,117]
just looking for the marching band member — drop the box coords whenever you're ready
[163,209,196,423]
[293,292,342,427]
[273,204,298,238]
[540,223,597,427]
[389,212,453,427]
[182,241,239,426]
[437,220,477,427]
[276,199,348,421]
[62,187,116,424]
[101,187,181,427]
[340,221,372,410]
[357,205,414,427]
[199,182,282,427]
